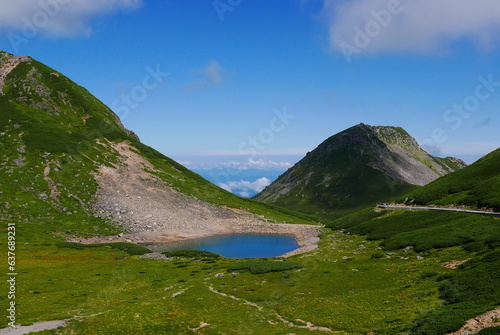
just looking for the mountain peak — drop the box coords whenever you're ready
[347,123,418,147]
[0,52,140,145]
[254,124,467,219]
[321,123,466,186]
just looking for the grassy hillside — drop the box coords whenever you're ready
[402,148,500,211]
[0,51,319,242]
[256,144,418,220]
[330,208,500,334]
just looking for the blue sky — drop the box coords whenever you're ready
[1,0,500,175]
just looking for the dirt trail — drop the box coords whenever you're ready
[378,205,500,217]
[188,321,210,334]
[275,314,336,333]
[43,160,60,200]
[208,285,263,311]
[447,307,500,335]
[207,285,335,332]
[0,320,68,335]
[71,141,320,256]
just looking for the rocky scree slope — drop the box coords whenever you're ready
[254,123,466,219]
[0,51,318,245]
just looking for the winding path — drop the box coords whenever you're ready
[378,205,500,217]
[207,285,335,332]
[0,320,68,335]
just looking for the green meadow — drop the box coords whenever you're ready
[3,208,498,334]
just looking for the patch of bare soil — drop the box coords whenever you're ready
[188,321,210,334]
[441,259,471,269]
[0,320,68,335]
[447,307,500,335]
[43,159,61,200]
[71,141,319,257]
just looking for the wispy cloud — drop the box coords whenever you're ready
[474,117,492,128]
[178,157,294,171]
[218,177,271,195]
[0,0,142,38]
[194,148,309,156]
[183,60,235,91]
[245,158,292,169]
[322,0,500,56]
[205,158,293,170]
[204,60,224,85]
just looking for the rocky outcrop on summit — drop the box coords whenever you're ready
[0,51,30,92]
[367,125,466,186]
[304,124,466,187]
[254,123,466,219]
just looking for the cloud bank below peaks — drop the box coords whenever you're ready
[218,177,272,197]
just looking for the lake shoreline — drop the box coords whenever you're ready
[70,222,321,258]
[143,233,302,258]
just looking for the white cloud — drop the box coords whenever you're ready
[176,160,192,167]
[204,60,223,85]
[247,158,293,169]
[214,158,293,171]
[193,148,309,157]
[323,0,500,56]
[218,177,271,194]
[178,157,295,171]
[0,0,142,38]
[183,60,235,91]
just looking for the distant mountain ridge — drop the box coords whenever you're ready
[254,123,466,219]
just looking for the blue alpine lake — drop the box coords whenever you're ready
[144,233,300,258]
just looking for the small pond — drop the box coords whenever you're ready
[144,233,300,259]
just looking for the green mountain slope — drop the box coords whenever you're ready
[254,123,466,219]
[327,150,500,334]
[401,148,500,211]
[329,207,500,335]
[0,50,317,244]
